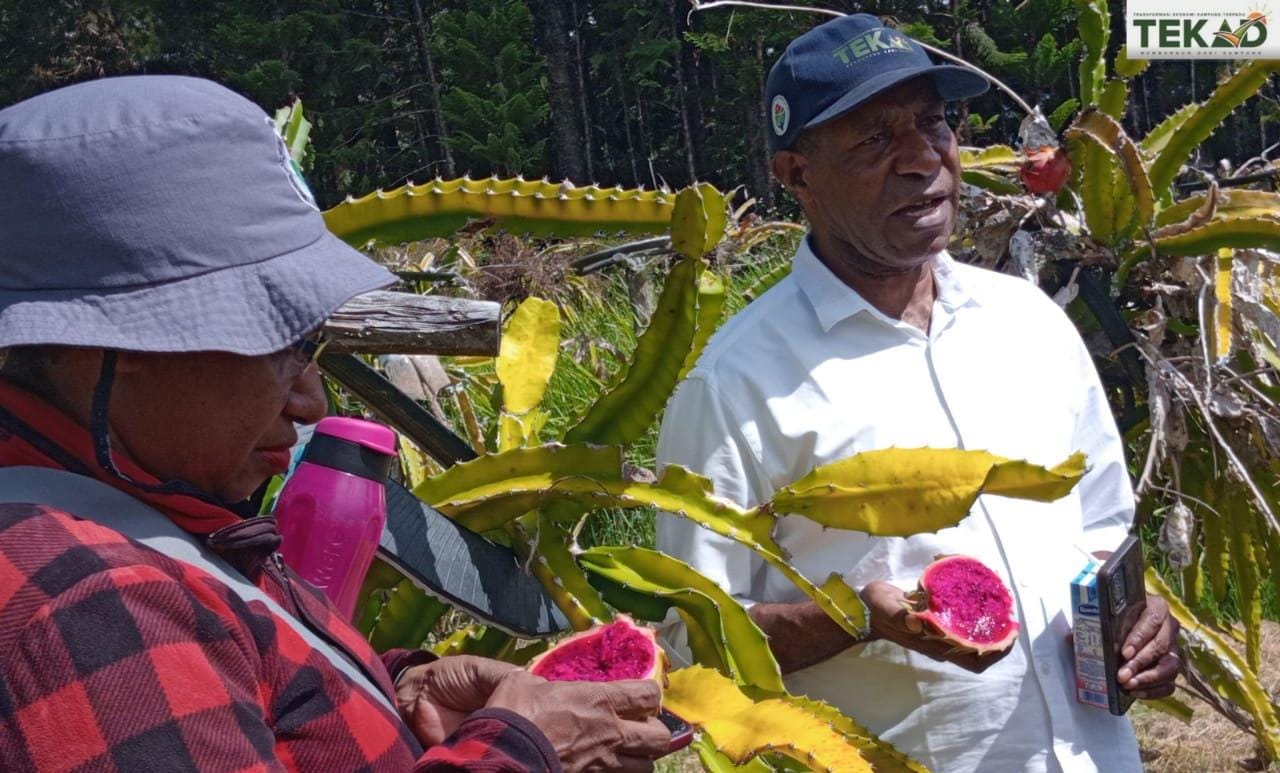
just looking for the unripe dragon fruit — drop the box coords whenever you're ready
[1018,145,1072,195]
[529,615,669,684]
[905,555,1019,655]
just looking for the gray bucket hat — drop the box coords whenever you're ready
[0,75,396,355]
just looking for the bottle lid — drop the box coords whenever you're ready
[314,416,397,455]
[302,416,397,480]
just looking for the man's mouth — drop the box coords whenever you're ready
[894,194,950,217]
[257,446,295,473]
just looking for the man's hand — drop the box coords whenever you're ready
[860,581,1012,674]
[486,669,670,772]
[396,655,520,747]
[1116,594,1180,699]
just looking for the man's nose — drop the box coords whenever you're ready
[892,128,945,177]
[286,367,328,426]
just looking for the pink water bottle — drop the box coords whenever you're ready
[275,416,397,619]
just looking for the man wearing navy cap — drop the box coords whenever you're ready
[657,14,1179,772]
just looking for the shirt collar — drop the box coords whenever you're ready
[792,236,977,333]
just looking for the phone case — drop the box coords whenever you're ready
[1096,535,1147,715]
[660,709,694,755]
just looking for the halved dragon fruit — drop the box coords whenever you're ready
[906,555,1019,655]
[529,615,669,684]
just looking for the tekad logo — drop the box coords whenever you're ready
[1127,1,1274,58]
[831,28,912,65]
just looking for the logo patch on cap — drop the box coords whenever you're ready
[832,28,913,64]
[269,119,318,210]
[771,95,790,136]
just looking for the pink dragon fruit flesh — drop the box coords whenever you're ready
[528,615,669,684]
[906,555,1019,655]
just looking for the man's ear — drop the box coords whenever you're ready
[771,150,810,204]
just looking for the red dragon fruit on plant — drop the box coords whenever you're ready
[529,615,669,684]
[905,555,1019,655]
[1019,145,1072,195]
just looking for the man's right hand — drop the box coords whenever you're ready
[860,581,1012,673]
[486,669,670,772]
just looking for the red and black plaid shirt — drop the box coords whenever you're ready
[0,380,560,772]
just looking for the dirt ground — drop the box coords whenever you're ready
[659,622,1280,771]
[1130,620,1279,772]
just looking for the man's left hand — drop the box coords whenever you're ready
[396,655,521,747]
[1116,594,1181,699]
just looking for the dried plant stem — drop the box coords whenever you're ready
[1146,484,1222,517]
[1136,415,1162,498]
[1194,263,1217,396]
[687,0,1036,117]
[1135,344,1280,535]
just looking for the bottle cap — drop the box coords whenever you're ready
[313,416,397,454]
[302,416,397,480]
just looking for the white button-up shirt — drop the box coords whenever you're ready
[655,240,1142,772]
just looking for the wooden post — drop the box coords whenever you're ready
[324,291,500,356]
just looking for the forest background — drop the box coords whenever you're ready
[4,0,1278,213]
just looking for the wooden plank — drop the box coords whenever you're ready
[319,352,478,467]
[324,291,500,356]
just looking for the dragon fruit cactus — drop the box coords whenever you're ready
[905,555,1020,656]
[529,615,669,684]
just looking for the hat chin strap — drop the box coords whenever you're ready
[91,351,235,510]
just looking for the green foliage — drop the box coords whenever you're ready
[1073,0,1109,107]
[1048,98,1080,131]
[961,23,1026,69]
[1146,62,1280,200]
[563,256,707,446]
[431,0,549,176]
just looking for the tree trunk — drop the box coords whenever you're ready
[570,0,595,181]
[530,0,588,182]
[408,0,455,177]
[950,5,971,143]
[636,94,656,188]
[670,0,701,183]
[749,39,775,210]
[618,66,641,186]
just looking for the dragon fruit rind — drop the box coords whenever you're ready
[906,555,1019,656]
[528,615,669,684]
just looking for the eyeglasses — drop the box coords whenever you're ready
[286,329,330,372]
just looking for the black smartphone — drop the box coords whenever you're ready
[659,709,694,755]
[1096,535,1147,716]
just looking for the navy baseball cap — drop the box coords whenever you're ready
[766,14,989,153]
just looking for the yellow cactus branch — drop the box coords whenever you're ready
[767,448,1086,536]
[496,297,561,416]
[324,176,676,247]
[665,667,873,771]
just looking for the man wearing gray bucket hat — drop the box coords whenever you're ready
[0,76,668,772]
[656,14,1178,772]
